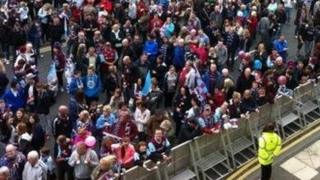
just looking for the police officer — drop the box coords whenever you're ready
[258,122,282,180]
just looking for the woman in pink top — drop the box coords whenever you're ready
[111,137,136,169]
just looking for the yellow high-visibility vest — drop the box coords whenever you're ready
[258,132,282,165]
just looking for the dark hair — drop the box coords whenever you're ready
[36,82,43,89]
[29,113,40,124]
[74,70,81,75]
[57,135,67,145]
[136,141,147,151]
[262,122,275,132]
[118,101,127,109]
[75,90,85,103]
[191,94,201,106]
[10,81,18,88]
[16,108,25,115]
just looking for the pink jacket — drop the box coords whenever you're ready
[111,143,135,168]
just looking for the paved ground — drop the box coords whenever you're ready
[275,140,320,180]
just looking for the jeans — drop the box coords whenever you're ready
[0,42,10,60]
[261,164,272,180]
[304,40,313,56]
[39,114,51,135]
[285,7,292,23]
[227,48,236,69]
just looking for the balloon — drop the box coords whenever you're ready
[277,75,287,85]
[85,136,96,148]
[238,51,245,59]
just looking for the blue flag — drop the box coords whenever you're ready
[141,71,152,96]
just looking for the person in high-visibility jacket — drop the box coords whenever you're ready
[258,122,282,180]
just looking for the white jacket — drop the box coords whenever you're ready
[134,108,151,132]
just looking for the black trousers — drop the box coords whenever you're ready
[56,70,64,88]
[261,164,272,180]
[56,162,74,180]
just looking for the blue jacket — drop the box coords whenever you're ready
[69,77,83,95]
[173,46,185,68]
[273,39,288,53]
[82,74,101,98]
[158,0,169,8]
[143,40,158,56]
[96,113,117,130]
[3,89,25,112]
[27,24,41,44]
[202,71,222,92]
[147,138,171,157]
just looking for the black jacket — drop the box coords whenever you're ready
[177,120,202,144]
[52,116,72,138]
[49,24,64,42]
[240,97,258,113]
[236,74,255,94]
[0,73,9,96]
[30,124,46,151]
[35,90,51,115]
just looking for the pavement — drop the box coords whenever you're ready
[276,140,320,180]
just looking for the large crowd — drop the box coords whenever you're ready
[0,0,319,179]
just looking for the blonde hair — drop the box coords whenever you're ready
[232,92,241,99]
[79,110,90,120]
[160,120,172,131]
[224,78,234,90]
[100,155,117,169]
[103,105,112,113]
[27,150,39,160]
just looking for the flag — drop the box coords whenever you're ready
[192,67,208,103]
[141,70,152,96]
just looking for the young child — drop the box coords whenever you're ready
[73,128,91,145]
[40,147,55,180]
[134,141,158,171]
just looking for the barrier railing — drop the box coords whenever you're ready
[120,80,320,180]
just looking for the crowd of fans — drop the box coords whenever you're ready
[0,0,319,179]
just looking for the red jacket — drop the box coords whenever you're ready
[248,16,258,35]
[137,1,147,17]
[54,51,66,70]
[113,120,138,141]
[150,17,163,31]
[195,47,208,65]
[100,0,113,13]
[71,6,81,23]
[178,67,189,87]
